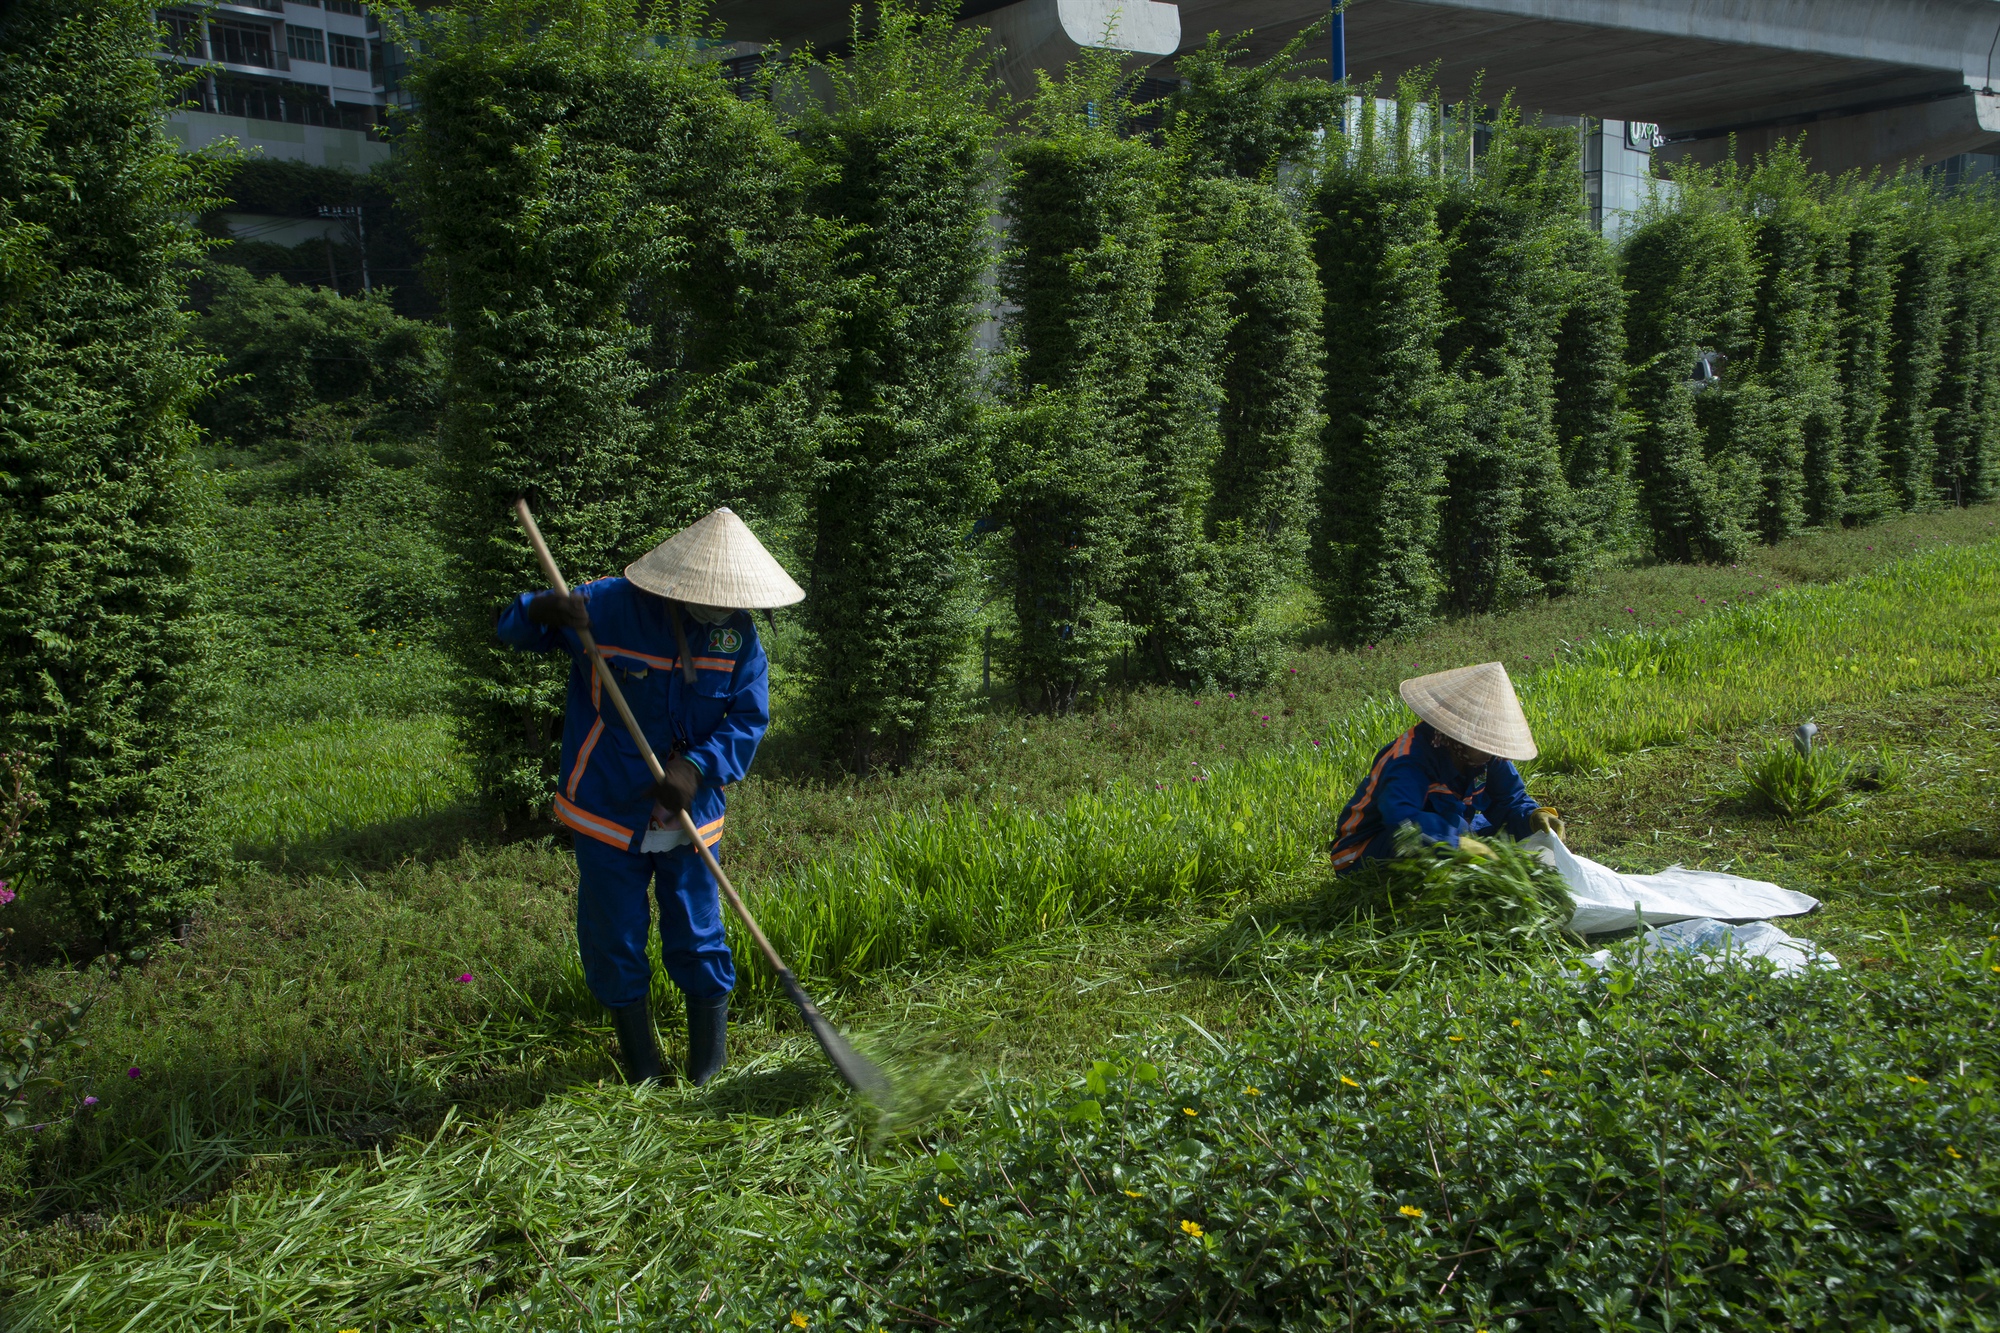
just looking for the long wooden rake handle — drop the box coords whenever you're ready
[513,499,887,1097]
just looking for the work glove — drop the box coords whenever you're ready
[527,591,590,631]
[1456,835,1494,860]
[1527,807,1567,840]
[651,755,702,814]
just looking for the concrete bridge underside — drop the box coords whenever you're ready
[716,0,2000,173]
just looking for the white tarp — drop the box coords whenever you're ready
[1578,917,1840,977]
[1522,831,1821,934]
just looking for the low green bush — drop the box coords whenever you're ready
[736,944,2000,1331]
[1734,741,1855,820]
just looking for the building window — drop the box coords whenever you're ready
[328,31,366,70]
[211,20,276,68]
[159,9,203,56]
[327,0,365,14]
[287,26,326,64]
[207,74,375,131]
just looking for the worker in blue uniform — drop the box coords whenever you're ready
[1330,661,1565,873]
[497,507,805,1086]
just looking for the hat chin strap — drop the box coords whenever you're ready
[686,602,735,625]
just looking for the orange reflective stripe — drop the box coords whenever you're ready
[596,642,676,671]
[691,657,736,674]
[1335,727,1415,842]
[554,795,633,850]
[567,718,604,799]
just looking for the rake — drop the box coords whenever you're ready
[514,499,889,1100]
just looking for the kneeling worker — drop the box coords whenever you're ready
[1329,661,1565,873]
[497,507,804,1085]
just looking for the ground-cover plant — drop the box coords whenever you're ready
[711,943,2000,1331]
[1733,739,1855,820]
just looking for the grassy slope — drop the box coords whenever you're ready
[3,535,1999,1327]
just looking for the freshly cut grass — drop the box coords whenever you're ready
[218,714,469,849]
[736,541,2000,997]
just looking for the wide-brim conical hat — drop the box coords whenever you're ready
[1398,662,1537,761]
[624,507,805,608]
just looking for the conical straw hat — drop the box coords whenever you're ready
[1398,661,1537,761]
[624,507,805,608]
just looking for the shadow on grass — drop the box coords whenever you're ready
[231,801,504,876]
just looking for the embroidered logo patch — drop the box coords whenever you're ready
[706,627,743,654]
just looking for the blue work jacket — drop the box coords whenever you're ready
[1329,722,1540,872]
[496,578,770,854]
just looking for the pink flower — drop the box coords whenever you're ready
[0,882,13,907]
[1311,739,1322,748]
[127,1067,141,1079]
[82,1096,98,1108]
[455,973,474,984]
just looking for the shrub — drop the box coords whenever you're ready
[1620,167,1762,561]
[0,0,222,946]
[994,49,1155,710]
[1835,183,1901,524]
[1931,189,2000,507]
[1882,187,1953,510]
[1552,228,1634,552]
[1734,739,1854,819]
[794,2,1001,767]
[407,2,778,813]
[192,264,443,451]
[1308,80,1452,641]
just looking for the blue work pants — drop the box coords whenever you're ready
[573,836,735,1008]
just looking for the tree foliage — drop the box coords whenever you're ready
[0,0,221,945]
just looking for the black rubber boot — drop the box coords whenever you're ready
[686,993,728,1087]
[609,998,664,1085]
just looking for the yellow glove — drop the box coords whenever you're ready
[1456,835,1494,859]
[1527,807,1566,840]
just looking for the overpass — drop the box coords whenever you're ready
[715,0,2000,176]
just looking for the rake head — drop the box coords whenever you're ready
[778,969,891,1101]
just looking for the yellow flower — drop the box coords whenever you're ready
[1447,1036,1464,1042]
[1339,1076,1360,1088]
[1398,1205,1424,1219]
[1180,1219,1204,1238]
[1243,1085,1261,1096]
[1541,1068,1555,1076]
[1947,1146,1964,1160]
[938,1194,954,1208]
[1123,1189,1143,1198]
[791,1313,809,1329]
[1907,1076,1929,1085]
[1182,1107,1197,1117]
[1368,1040,1380,1048]
[1510,1019,1521,1027]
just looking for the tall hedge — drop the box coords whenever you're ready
[1932,193,2000,507]
[1739,144,1847,534]
[1308,84,1452,640]
[1837,184,1901,524]
[408,4,713,818]
[796,3,1000,763]
[0,0,220,945]
[994,53,1155,711]
[1620,170,1761,561]
[1435,118,1599,612]
[1155,34,1330,686]
[1552,229,1633,552]
[1882,191,1953,511]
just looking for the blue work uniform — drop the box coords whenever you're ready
[496,578,770,1006]
[1328,722,1540,873]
